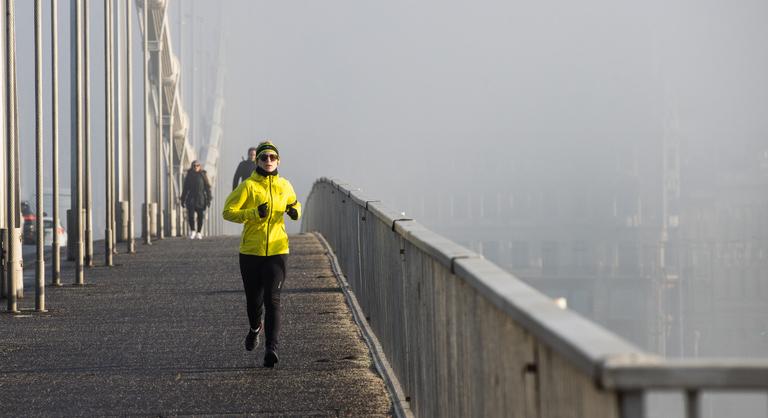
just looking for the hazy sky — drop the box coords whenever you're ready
[9,0,768,225]
[217,0,768,213]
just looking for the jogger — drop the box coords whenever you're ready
[222,140,301,368]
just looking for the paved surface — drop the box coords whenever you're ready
[0,234,392,416]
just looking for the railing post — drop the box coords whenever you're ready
[619,390,644,418]
[685,390,700,418]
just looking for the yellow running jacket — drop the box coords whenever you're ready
[222,170,301,256]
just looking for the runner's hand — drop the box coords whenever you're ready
[257,203,269,218]
[286,204,298,220]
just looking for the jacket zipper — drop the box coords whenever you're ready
[266,176,274,256]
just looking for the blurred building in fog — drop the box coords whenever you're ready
[404,135,768,358]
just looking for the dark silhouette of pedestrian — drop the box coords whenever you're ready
[181,160,212,239]
[232,147,258,190]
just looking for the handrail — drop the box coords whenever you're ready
[601,357,768,390]
[302,177,768,418]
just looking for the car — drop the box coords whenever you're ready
[19,200,68,246]
[43,216,67,247]
[21,200,36,245]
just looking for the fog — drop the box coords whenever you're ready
[219,0,768,202]
[9,0,768,415]
[216,0,768,359]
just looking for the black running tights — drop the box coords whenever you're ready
[239,253,287,351]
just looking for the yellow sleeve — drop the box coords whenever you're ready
[222,181,258,224]
[285,180,302,220]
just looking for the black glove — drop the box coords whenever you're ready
[286,204,298,220]
[257,202,269,218]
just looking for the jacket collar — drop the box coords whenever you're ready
[252,167,279,179]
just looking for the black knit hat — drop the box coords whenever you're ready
[256,141,279,159]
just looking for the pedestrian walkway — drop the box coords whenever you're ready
[0,234,392,416]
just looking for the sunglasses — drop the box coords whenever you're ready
[259,154,278,162]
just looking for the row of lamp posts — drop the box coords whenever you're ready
[2,0,187,313]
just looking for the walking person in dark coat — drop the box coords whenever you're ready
[181,160,212,240]
[232,147,258,190]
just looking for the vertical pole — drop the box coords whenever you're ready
[104,0,113,266]
[125,0,134,253]
[142,0,151,245]
[112,0,119,205]
[189,0,194,151]
[5,0,19,312]
[11,37,19,299]
[50,0,61,285]
[168,86,175,238]
[75,0,84,285]
[155,16,163,240]
[34,0,45,311]
[167,103,174,237]
[210,188,213,236]
[108,0,116,254]
[178,149,183,235]
[0,0,5,301]
[174,0,183,237]
[112,0,121,249]
[67,0,75,262]
[83,0,93,267]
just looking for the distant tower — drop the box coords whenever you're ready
[658,90,682,356]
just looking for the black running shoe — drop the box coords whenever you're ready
[264,349,279,368]
[245,328,260,351]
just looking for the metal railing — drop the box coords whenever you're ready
[302,178,768,418]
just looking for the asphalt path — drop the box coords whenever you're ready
[1,234,392,416]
